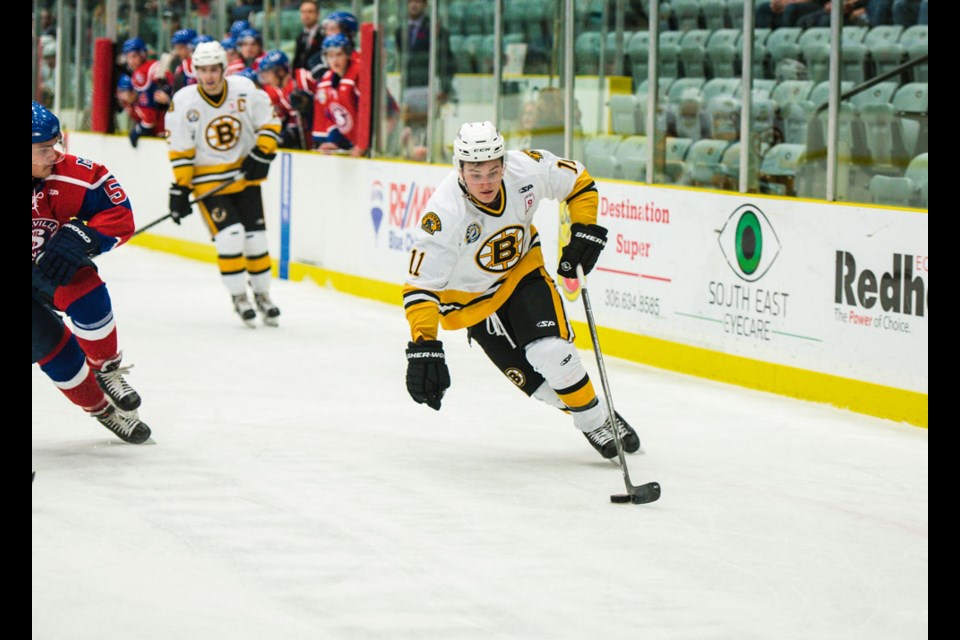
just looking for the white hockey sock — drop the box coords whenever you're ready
[214,223,247,296]
[525,337,608,432]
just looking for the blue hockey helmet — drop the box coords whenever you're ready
[171,28,197,46]
[237,28,262,45]
[322,33,352,53]
[324,11,359,38]
[121,37,147,54]
[229,19,251,39]
[236,67,259,84]
[221,36,237,52]
[258,50,289,75]
[190,34,215,49]
[117,74,134,91]
[33,101,61,143]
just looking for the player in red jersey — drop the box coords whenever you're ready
[115,73,139,130]
[308,10,362,79]
[311,34,365,156]
[237,28,267,73]
[222,36,247,76]
[122,37,174,148]
[31,102,151,444]
[258,50,316,150]
[170,28,198,92]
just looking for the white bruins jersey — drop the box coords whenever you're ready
[403,148,599,342]
[166,74,282,196]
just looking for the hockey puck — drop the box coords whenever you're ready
[610,494,631,503]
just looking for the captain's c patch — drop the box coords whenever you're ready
[420,212,442,235]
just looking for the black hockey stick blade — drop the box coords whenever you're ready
[610,481,661,505]
[133,173,246,237]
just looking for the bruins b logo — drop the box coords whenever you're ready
[476,225,524,272]
[206,115,242,151]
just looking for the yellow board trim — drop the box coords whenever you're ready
[128,233,927,428]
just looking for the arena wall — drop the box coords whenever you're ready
[66,132,928,427]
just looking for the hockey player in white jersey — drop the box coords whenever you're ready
[402,121,641,459]
[165,40,283,327]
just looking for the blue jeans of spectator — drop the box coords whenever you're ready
[892,0,922,25]
[756,1,824,28]
[866,0,893,26]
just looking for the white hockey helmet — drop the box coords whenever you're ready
[453,121,505,170]
[192,41,228,69]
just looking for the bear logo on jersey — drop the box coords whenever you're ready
[475,225,524,273]
[205,115,243,150]
[420,212,442,235]
[186,109,200,123]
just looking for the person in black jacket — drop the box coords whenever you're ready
[292,0,323,72]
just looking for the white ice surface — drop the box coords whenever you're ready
[33,245,928,640]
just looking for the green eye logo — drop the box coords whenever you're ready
[718,204,781,282]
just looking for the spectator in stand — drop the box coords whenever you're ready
[796,0,877,27]
[893,0,927,25]
[395,0,456,159]
[169,28,198,92]
[237,28,266,72]
[292,0,324,72]
[122,37,173,148]
[311,34,366,156]
[40,8,57,37]
[258,50,316,150]
[222,37,246,76]
[863,0,894,25]
[230,0,255,22]
[756,1,826,28]
[39,37,57,108]
[666,89,711,142]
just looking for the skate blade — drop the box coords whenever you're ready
[262,316,279,327]
[105,436,156,445]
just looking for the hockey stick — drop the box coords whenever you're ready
[577,264,661,505]
[132,173,245,237]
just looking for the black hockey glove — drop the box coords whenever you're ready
[557,223,608,279]
[169,183,192,224]
[289,89,313,114]
[36,220,101,286]
[405,340,450,411]
[241,147,277,181]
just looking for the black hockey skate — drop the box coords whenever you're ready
[95,353,141,411]
[583,412,640,459]
[253,292,280,327]
[92,404,152,444]
[233,293,257,328]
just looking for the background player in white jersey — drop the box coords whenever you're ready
[402,121,641,459]
[165,41,283,327]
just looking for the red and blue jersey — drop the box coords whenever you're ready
[264,69,316,123]
[32,155,135,263]
[312,62,362,149]
[130,59,174,134]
